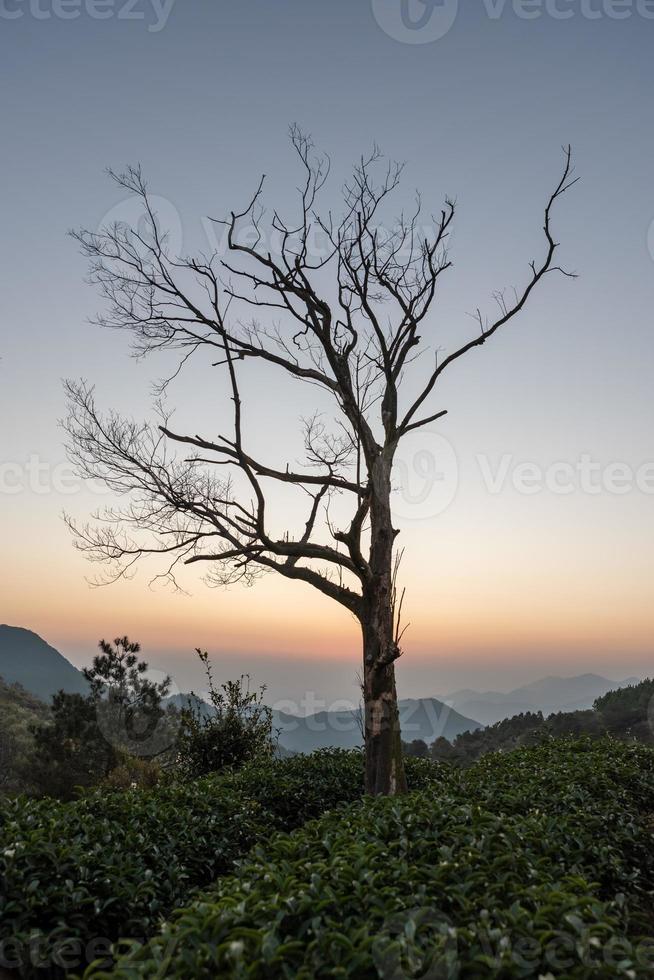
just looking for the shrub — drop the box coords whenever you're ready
[0,749,436,977]
[0,777,262,978]
[458,736,654,923]
[96,739,654,979]
[218,748,441,831]
[103,755,162,791]
[175,652,274,778]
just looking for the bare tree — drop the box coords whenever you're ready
[65,129,576,795]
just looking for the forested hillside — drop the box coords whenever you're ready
[0,676,49,794]
[427,678,654,764]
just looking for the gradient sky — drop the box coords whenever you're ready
[1,0,653,706]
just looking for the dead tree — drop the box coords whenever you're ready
[65,129,576,795]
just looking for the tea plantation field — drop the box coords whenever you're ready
[2,739,653,977]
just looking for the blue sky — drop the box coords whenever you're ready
[1,0,653,703]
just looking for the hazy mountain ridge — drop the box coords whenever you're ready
[0,625,88,700]
[272,698,483,754]
[429,677,654,766]
[0,625,641,752]
[0,627,485,752]
[441,673,641,726]
[164,693,482,754]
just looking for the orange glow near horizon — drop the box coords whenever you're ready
[3,470,653,683]
[4,551,653,673]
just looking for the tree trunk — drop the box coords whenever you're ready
[362,625,407,796]
[361,451,408,796]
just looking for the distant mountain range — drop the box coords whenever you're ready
[163,693,482,752]
[0,627,481,751]
[273,698,482,753]
[440,673,641,727]
[0,624,641,752]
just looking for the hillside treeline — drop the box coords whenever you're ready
[405,678,654,764]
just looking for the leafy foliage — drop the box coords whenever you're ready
[4,736,653,977]
[431,710,547,764]
[83,637,173,757]
[458,737,654,921]
[595,678,654,741]
[102,755,163,791]
[402,738,429,758]
[0,677,50,796]
[175,651,274,778]
[0,749,433,976]
[29,690,115,799]
[97,739,654,979]
[28,637,176,799]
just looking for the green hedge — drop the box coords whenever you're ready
[458,737,654,911]
[0,750,438,977]
[95,739,654,979]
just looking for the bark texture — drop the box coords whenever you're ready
[361,453,408,796]
[363,638,407,796]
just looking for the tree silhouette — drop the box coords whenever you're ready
[65,129,576,795]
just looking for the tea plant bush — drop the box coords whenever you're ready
[97,738,654,979]
[460,737,654,918]
[0,750,437,977]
